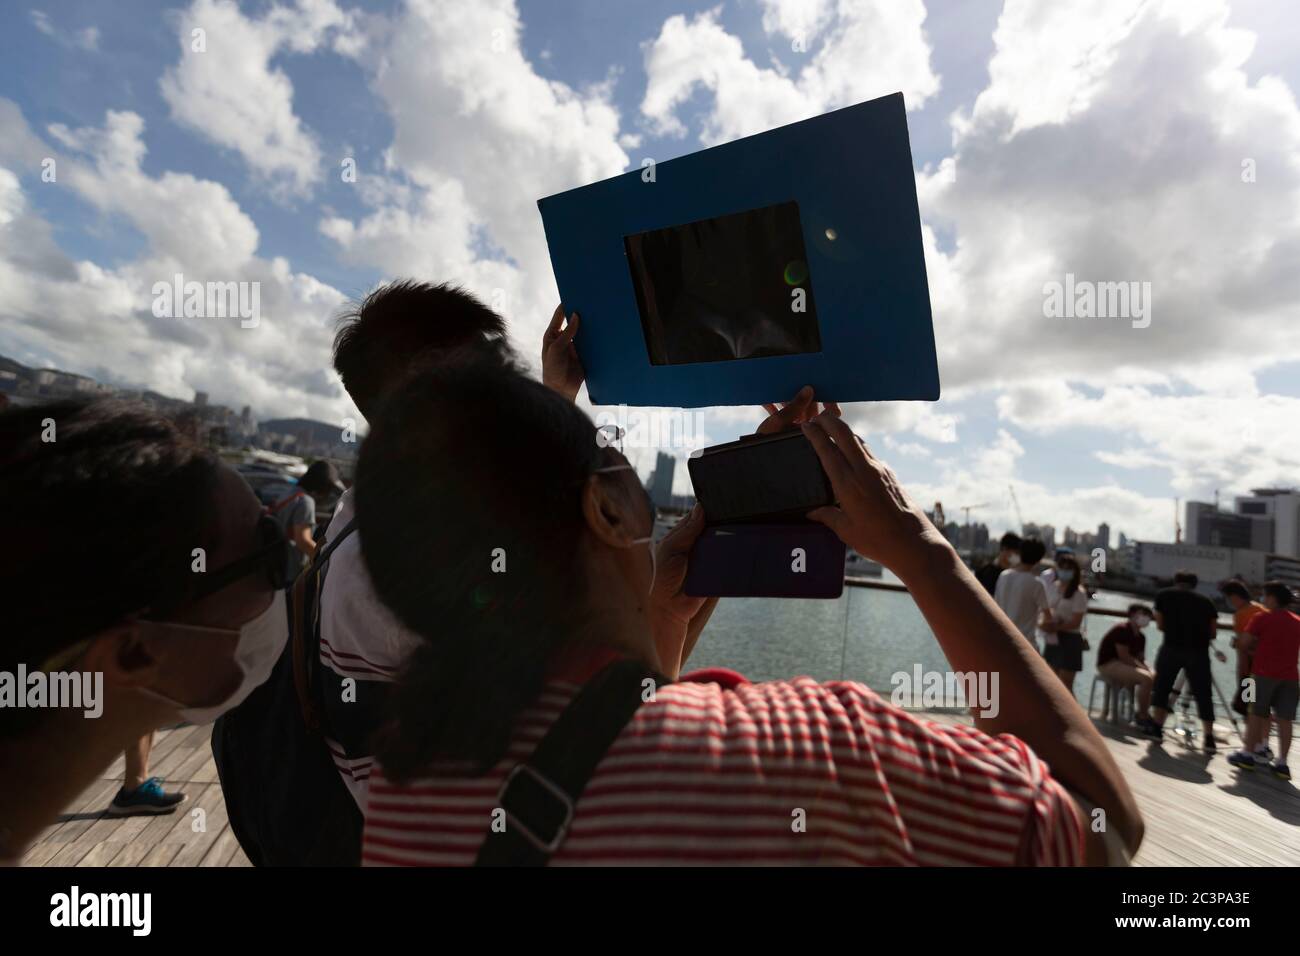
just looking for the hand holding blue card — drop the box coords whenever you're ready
[537,92,940,408]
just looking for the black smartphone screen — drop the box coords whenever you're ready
[624,200,822,366]
[688,431,833,523]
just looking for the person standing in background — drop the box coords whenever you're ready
[994,537,1049,652]
[1145,571,1225,753]
[1039,553,1090,694]
[1228,583,1300,779]
[1223,580,1267,719]
[976,532,1022,595]
[268,460,345,587]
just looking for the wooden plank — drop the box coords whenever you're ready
[137,842,184,868]
[199,826,243,868]
[169,784,230,866]
[74,841,130,868]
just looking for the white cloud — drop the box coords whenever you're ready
[30,10,100,51]
[996,381,1300,499]
[902,428,1179,543]
[320,0,629,381]
[895,0,1300,530]
[158,0,355,198]
[919,0,1300,390]
[640,0,939,145]
[0,101,350,421]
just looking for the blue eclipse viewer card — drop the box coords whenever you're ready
[536,92,940,408]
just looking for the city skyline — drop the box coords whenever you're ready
[2,0,1298,546]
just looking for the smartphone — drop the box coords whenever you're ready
[686,430,834,524]
[684,430,843,598]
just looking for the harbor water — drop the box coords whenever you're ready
[687,576,1241,711]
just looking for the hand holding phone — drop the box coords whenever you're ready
[684,429,844,598]
[799,414,951,582]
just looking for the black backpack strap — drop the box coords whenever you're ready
[475,658,668,867]
[314,517,359,571]
[291,517,358,732]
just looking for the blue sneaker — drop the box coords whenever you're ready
[108,777,186,816]
[1227,750,1257,771]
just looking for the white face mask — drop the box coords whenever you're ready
[593,463,657,594]
[139,590,288,725]
[1132,614,1151,629]
[1008,552,1021,567]
[1058,569,1076,583]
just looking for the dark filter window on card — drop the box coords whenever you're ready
[625,201,822,366]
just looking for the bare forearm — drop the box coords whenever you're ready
[898,542,1143,853]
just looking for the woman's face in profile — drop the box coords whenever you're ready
[134,465,277,710]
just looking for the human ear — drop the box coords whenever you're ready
[581,475,633,549]
[80,622,162,692]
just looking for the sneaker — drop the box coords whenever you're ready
[1204,737,1218,755]
[1274,763,1291,781]
[1254,746,1275,762]
[1227,750,1257,770]
[107,777,186,816]
[1138,718,1164,739]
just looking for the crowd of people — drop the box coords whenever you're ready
[0,276,1287,867]
[978,537,1299,779]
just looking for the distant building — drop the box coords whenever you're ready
[1186,490,1299,557]
[1235,489,1300,558]
[1022,522,1056,553]
[1132,541,1300,595]
[649,452,675,510]
[1097,523,1110,550]
[195,390,209,407]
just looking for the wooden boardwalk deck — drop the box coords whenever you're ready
[21,724,250,867]
[20,712,1300,867]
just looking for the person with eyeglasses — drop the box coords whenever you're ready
[355,361,1142,867]
[0,399,296,862]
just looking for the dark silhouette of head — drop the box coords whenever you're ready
[333,280,513,421]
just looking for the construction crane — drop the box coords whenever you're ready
[1008,484,1024,530]
[960,503,990,525]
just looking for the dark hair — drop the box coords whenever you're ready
[1057,554,1083,599]
[0,400,222,669]
[356,359,608,778]
[1019,537,1046,566]
[333,280,513,419]
[299,460,342,497]
[1127,603,1152,617]
[999,532,1022,551]
[1220,581,1251,602]
[1173,570,1198,588]
[1263,581,1295,607]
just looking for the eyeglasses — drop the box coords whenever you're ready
[591,460,661,529]
[187,512,295,603]
[36,513,294,674]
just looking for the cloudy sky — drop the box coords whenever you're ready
[1,0,1297,544]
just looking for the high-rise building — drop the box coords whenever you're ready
[1235,489,1300,558]
[649,452,675,510]
[1097,523,1110,550]
[1186,493,1297,556]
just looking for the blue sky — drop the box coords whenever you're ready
[1,0,1298,543]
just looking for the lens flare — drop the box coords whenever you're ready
[783,260,808,285]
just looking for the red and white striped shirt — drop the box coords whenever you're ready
[363,662,1085,866]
